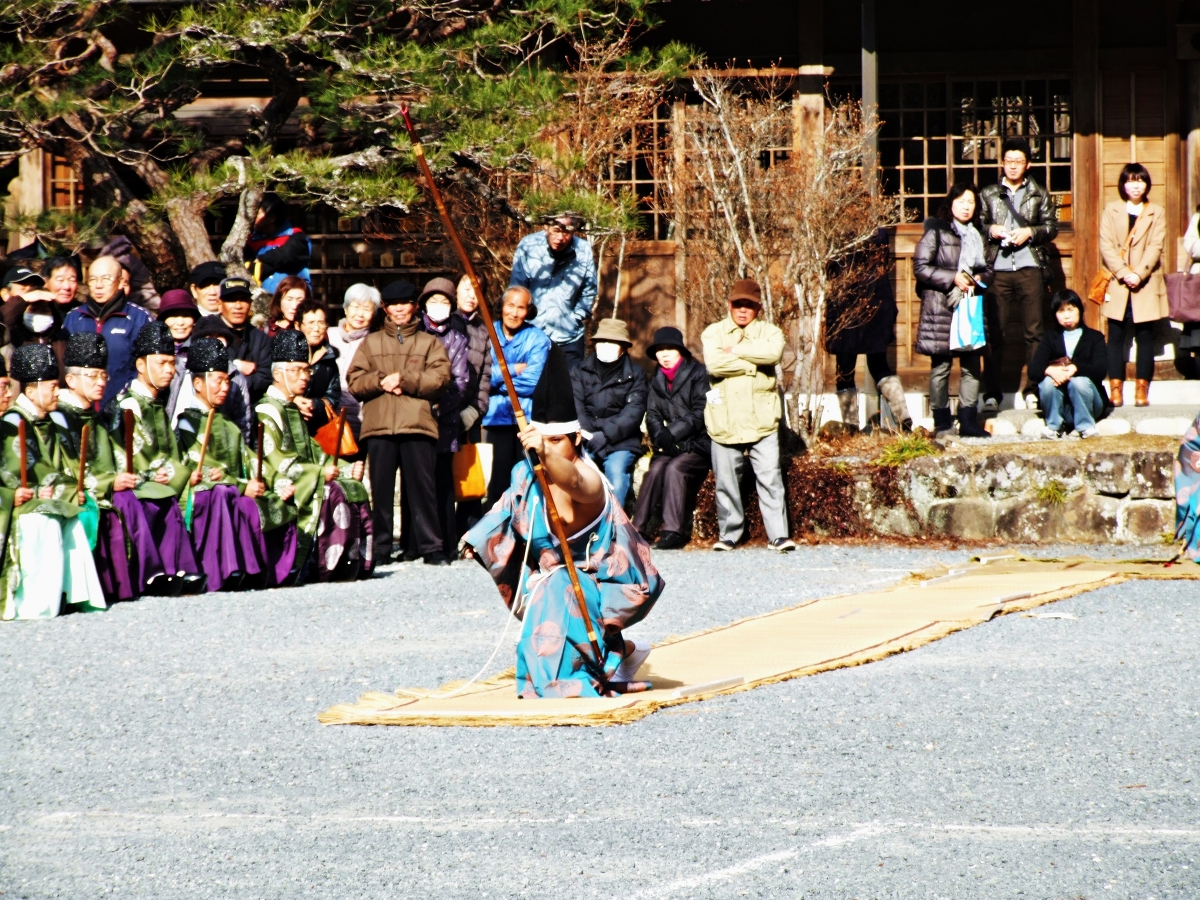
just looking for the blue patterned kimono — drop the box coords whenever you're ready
[1176,411,1200,561]
[464,459,664,698]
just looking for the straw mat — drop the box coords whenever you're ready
[319,556,1200,728]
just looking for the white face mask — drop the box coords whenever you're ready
[23,312,54,334]
[425,301,452,324]
[595,342,622,364]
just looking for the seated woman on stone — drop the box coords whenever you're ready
[1027,290,1110,440]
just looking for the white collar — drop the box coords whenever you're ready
[1003,178,1026,191]
[130,378,158,400]
[57,391,89,411]
[267,385,293,405]
[15,392,46,419]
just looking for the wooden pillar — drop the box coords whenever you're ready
[672,99,689,340]
[1166,0,1182,274]
[793,0,826,151]
[1073,0,1100,328]
[862,0,878,182]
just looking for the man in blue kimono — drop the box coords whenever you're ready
[463,384,663,699]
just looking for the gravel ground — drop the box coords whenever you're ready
[2,543,1198,899]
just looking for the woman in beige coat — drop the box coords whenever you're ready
[1099,162,1168,406]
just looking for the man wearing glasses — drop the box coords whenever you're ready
[508,212,598,370]
[63,255,154,405]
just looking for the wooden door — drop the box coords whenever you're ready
[1100,71,1173,271]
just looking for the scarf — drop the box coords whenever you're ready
[338,319,370,343]
[952,219,986,275]
[662,358,683,389]
[86,291,127,322]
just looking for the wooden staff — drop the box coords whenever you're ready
[76,423,90,502]
[331,409,347,470]
[123,409,135,474]
[195,409,216,474]
[255,421,265,482]
[17,418,27,489]
[400,105,606,672]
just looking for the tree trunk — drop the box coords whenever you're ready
[165,195,218,270]
[68,145,187,287]
[219,180,263,272]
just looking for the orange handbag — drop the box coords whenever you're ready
[314,400,358,458]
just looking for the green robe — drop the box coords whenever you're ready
[175,406,295,531]
[255,390,367,552]
[58,394,118,509]
[112,384,192,500]
[0,402,85,613]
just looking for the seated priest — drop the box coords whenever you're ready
[57,333,137,603]
[0,344,106,619]
[256,330,371,583]
[175,338,298,591]
[108,322,206,596]
[462,382,664,699]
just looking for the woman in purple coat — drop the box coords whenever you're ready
[418,278,470,556]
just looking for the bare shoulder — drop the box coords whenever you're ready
[574,456,605,502]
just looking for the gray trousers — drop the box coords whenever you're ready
[928,353,982,411]
[710,432,789,543]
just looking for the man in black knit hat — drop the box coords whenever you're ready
[109,322,206,596]
[0,344,106,617]
[257,330,371,583]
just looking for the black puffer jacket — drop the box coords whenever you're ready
[570,352,648,461]
[450,309,492,416]
[646,355,710,458]
[304,343,342,435]
[914,218,994,357]
[825,229,897,356]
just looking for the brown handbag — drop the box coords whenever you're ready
[1088,226,1135,304]
[314,400,358,457]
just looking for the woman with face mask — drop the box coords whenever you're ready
[568,318,648,509]
[293,299,342,436]
[0,268,69,380]
[417,278,471,558]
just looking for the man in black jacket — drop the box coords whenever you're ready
[569,318,647,509]
[978,136,1058,409]
[1028,290,1109,439]
[217,277,272,402]
[632,327,710,550]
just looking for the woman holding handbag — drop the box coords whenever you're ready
[1099,163,1168,407]
[1176,209,1200,379]
[293,299,342,436]
[914,182,993,437]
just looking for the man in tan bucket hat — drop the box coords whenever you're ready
[569,317,648,508]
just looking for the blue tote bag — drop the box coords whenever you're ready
[949,290,986,352]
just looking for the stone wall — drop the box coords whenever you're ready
[889,451,1176,544]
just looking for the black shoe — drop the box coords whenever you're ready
[654,531,686,550]
[144,574,179,596]
[957,405,990,438]
[220,571,245,592]
[423,552,451,566]
[241,570,269,591]
[400,548,422,563]
[180,573,208,595]
[932,407,954,437]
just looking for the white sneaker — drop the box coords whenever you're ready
[712,540,734,551]
[981,397,1000,413]
[1080,426,1100,439]
[1039,425,1061,440]
[614,641,651,682]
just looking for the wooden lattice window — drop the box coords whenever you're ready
[43,153,81,210]
[878,77,1073,223]
[602,103,673,240]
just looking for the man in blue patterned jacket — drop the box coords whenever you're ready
[508,212,597,370]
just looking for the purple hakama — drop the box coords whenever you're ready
[315,482,374,582]
[191,485,298,589]
[111,491,201,592]
[93,509,136,603]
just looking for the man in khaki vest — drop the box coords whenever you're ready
[701,279,795,552]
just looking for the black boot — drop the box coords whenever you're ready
[957,405,990,438]
[932,407,954,436]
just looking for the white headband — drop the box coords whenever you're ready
[530,419,593,441]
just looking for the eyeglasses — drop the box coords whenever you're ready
[79,369,108,381]
[87,275,118,286]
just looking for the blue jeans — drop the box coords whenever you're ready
[603,450,638,510]
[1039,376,1105,432]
